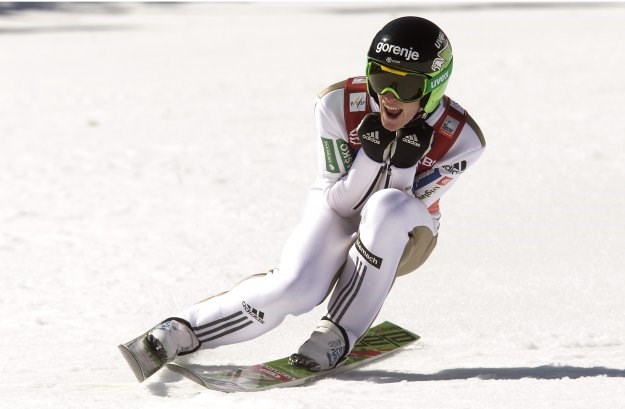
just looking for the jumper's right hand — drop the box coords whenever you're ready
[356,113,395,163]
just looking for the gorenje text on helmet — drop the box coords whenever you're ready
[375,41,419,61]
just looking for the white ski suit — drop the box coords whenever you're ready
[177,80,486,355]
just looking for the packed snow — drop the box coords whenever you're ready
[1,2,624,408]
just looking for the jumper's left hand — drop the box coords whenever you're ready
[390,120,434,168]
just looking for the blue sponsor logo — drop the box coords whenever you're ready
[415,168,442,190]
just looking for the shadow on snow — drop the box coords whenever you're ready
[145,364,625,396]
[337,365,625,383]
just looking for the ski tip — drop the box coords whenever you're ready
[118,344,147,383]
[166,362,207,387]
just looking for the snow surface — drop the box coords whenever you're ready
[1,2,625,408]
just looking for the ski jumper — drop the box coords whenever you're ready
[176,77,486,354]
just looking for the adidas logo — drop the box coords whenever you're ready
[401,133,421,147]
[242,301,265,324]
[442,160,467,175]
[361,131,380,144]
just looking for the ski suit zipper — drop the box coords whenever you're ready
[383,163,392,188]
[352,163,390,211]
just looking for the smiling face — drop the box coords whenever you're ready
[378,92,422,132]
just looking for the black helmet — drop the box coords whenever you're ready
[367,16,453,113]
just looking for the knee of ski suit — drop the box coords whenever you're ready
[360,189,436,238]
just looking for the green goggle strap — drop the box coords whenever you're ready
[424,59,453,94]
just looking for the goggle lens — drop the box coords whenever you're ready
[365,60,453,103]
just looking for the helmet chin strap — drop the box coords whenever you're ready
[414,93,431,121]
[412,109,429,122]
[407,97,430,125]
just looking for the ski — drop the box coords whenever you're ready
[118,332,164,382]
[167,321,418,392]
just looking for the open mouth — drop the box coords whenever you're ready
[383,104,402,119]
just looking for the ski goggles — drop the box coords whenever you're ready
[365,59,453,102]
